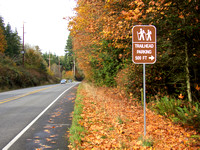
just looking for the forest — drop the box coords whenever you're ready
[68,0,199,103]
[68,0,199,143]
[0,16,75,91]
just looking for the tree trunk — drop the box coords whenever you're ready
[185,41,192,102]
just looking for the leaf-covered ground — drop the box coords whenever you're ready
[69,83,200,149]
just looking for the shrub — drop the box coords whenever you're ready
[154,96,182,117]
[153,96,200,132]
[0,53,57,90]
[174,102,200,131]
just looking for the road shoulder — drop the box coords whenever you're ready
[8,84,79,150]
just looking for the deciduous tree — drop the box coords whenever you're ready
[0,26,7,53]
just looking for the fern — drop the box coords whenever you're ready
[155,96,182,117]
[154,96,200,131]
[176,102,200,130]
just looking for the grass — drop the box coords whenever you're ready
[138,136,154,147]
[117,116,124,124]
[69,84,86,149]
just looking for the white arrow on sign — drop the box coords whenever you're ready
[149,55,154,60]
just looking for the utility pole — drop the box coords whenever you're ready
[48,51,51,71]
[73,59,75,78]
[47,51,53,72]
[49,52,50,70]
[22,22,25,66]
[58,57,61,78]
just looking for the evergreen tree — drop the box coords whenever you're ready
[64,34,73,71]
[42,52,59,68]
[4,23,21,57]
[0,16,5,33]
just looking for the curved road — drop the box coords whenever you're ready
[0,82,79,149]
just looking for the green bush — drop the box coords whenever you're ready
[154,96,182,117]
[174,102,200,131]
[153,96,200,132]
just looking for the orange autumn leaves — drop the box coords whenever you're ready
[67,0,145,77]
[70,83,199,149]
[67,0,176,79]
[0,26,7,53]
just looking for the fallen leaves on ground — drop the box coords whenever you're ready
[70,83,199,149]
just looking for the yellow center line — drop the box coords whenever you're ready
[0,85,59,104]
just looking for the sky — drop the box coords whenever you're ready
[0,0,77,56]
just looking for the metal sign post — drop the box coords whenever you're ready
[143,63,146,136]
[132,25,156,137]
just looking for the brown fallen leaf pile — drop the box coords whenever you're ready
[71,83,199,149]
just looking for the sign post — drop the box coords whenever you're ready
[132,25,156,136]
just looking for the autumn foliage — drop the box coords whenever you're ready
[0,26,7,53]
[68,0,199,148]
[69,83,200,149]
[68,0,199,101]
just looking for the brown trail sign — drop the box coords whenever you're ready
[132,25,157,137]
[132,25,156,64]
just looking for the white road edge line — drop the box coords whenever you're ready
[3,82,79,150]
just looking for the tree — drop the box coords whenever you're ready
[0,16,5,32]
[43,52,59,69]
[68,0,199,101]
[142,0,200,102]
[0,26,7,53]
[24,45,47,72]
[64,34,74,71]
[4,23,21,57]
[0,16,7,53]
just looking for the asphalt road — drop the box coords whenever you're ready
[0,82,79,150]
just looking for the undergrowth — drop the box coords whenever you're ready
[152,96,200,132]
[0,53,58,91]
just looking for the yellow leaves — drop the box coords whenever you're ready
[179,14,184,19]
[0,27,7,53]
[178,93,184,99]
[149,1,155,6]
[160,12,165,15]
[164,1,172,6]
[72,83,200,149]
[118,54,123,59]
[46,138,51,142]
[134,8,140,14]
[44,129,50,133]
[134,0,144,7]
[147,7,153,13]
[195,84,200,91]
[118,21,122,24]
[102,29,112,37]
